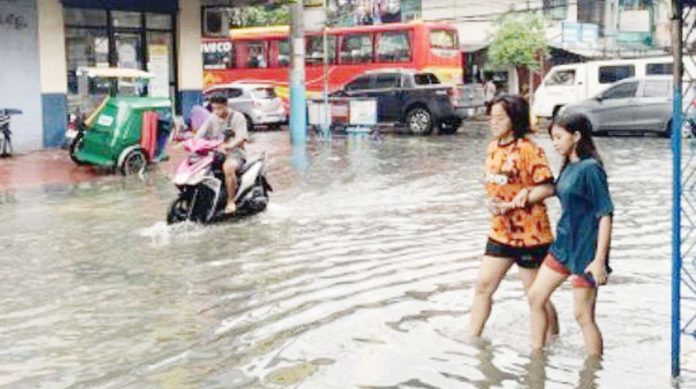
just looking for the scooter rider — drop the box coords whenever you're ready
[195,95,248,214]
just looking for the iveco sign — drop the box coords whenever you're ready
[201,41,233,54]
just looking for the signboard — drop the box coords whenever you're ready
[148,44,170,98]
[620,10,651,33]
[349,99,377,126]
[329,0,421,27]
[560,22,599,47]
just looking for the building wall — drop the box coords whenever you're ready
[38,0,68,148]
[179,0,203,119]
[0,0,43,152]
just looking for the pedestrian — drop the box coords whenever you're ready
[467,95,559,340]
[520,113,614,356]
[484,76,497,115]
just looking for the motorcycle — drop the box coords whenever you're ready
[167,138,272,224]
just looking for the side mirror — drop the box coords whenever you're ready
[594,95,604,102]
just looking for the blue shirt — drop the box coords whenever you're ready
[549,158,614,275]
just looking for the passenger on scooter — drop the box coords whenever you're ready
[195,95,248,214]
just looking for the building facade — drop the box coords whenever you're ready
[0,0,204,152]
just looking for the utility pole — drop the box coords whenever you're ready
[670,0,683,379]
[322,0,330,137]
[527,0,535,107]
[290,0,307,144]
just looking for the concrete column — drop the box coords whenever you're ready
[37,0,68,148]
[178,0,204,119]
[0,0,42,152]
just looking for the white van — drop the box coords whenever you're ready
[532,56,690,119]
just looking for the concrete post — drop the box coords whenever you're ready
[178,0,204,119]
[38,0,68,148]
[290,0,307,144]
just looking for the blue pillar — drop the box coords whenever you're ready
[671,0,683,378]
[289,80,307,144]
[42,93,67,148]
[179,89,202,122]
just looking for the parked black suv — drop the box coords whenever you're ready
[330,69,483,135]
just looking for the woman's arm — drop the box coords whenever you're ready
[510,183,555,209]
[585,215,612,285]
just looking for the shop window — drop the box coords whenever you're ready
[64,8,107,27]
[340,34,373,64]
[112,11,142,28]
[146,13,172,30]
[376,31,411,63]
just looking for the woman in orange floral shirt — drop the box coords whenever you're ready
[467,95,559,339]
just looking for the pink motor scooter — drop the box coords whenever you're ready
[167,138,272,224]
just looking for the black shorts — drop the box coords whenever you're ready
[484,238,551,269]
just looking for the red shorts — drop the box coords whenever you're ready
[543,254,596,288]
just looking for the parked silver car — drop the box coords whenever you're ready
[561,75,674,136]
[203,83,287,131]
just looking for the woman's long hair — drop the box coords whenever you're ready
[551,113,603,171]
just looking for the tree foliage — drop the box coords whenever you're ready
[230,5,290,28]
[487,14,548,70]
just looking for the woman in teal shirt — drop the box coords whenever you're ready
[509,113,613,356]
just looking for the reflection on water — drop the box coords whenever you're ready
[0,128,693,387]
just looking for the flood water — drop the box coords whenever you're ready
[0,124,694,388]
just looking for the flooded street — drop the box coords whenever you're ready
[0,124,693,388]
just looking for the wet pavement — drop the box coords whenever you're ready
[0,123,694,387]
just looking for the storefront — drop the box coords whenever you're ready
[61,1,178,114]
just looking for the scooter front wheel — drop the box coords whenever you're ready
[167,196,190,224]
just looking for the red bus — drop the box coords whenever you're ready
[201,21,462,101]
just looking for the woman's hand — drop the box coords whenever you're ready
[489,199,513,216]
[511,188,529,209]
[584,259,608,286]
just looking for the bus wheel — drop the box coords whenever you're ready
[406,107,433,136]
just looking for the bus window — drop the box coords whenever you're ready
[340,33,373,64]
[376,31,411,63]
[429,29,457,50]
[238,40,268,69]
[599,65,635,84]
[306,35,337,65]
[202,41,235,70]
[270,39,290,67]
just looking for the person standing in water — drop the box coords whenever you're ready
[467,95,559,339]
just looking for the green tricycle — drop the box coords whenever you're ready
[68,67,173,175]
